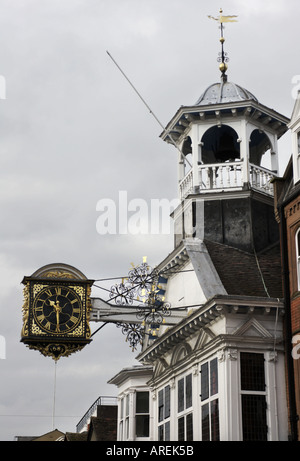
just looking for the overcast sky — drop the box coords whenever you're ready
[0,0,299,441]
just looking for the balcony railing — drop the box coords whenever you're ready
[76,396,118,433]
[179,161,276,199]
[249,163,276,195]
[179,168,194,198]
[199,161,243,192]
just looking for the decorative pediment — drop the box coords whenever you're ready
[153,358,169,379]
[233,318,272,338]
[171,343,192,366]
[194,328,215,351]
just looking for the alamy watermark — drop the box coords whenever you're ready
[0,335,6,359]
[0,77,6,359]
[292,75,300,100]
[0,75,6,100]
[96,191,180,235]
[292,335,300,360]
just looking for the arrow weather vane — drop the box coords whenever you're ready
[208,8,238,80]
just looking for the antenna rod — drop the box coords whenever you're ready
[106,50,192,168]
[106,50,164,131]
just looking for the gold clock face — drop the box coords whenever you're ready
[33,285,83,334]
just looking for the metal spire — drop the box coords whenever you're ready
[208,8,238,81]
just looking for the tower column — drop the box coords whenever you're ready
[271,134,279,173]
[178,148,185,197]
[191,125,200,189]
[241,119,250,186]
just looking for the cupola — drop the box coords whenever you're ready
[160,10,290,252]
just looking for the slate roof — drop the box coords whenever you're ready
[31,429,65,441]
[64,431,88,441]
[195,80,258,105]
[204,239,283,299]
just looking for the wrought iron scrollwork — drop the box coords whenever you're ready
[127,260,158,299]
[217,51,229,64]
[109,280,134,305]
[109,259,158,304]
[137,297,171,327]
[109,259,170,350]
[116,322,144,351]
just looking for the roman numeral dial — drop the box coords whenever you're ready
[32,285,83,335]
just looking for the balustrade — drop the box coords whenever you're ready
[199,161,243,192]
[179,161,276,199]
[249,163,275,194]
[179,168,193,199]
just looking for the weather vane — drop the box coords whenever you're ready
[208,8,238,80]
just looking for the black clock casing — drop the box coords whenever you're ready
[21,263,94,360]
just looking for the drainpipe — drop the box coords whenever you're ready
[279,204,298,440]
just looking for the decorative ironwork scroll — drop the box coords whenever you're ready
[109,279,134,305]
[116,322,145,351]
[137,291,171,327]
[109,257,158,305]
[127,259,158,300]
[109,258,169,350]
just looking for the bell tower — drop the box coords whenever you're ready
[160,10,289,252]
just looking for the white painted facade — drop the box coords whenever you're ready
[108,78,290,441]
[109,285,288,441]
[288,91,300,185]
[109,238,289,441]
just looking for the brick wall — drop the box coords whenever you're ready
[291,295,300,335]
[96,405,118,441]
[285,196,300,438]
[285,196,300,298]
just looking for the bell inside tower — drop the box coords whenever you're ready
[201,125,240,164]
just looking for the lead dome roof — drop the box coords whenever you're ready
[195,80,258,105]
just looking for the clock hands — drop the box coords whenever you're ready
[34,287,81,334]
[49,299,61,332]
[49,298,70,332]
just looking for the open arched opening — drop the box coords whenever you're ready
[249,129,272,169]
[182,136,192,175]
[201,125,240,164]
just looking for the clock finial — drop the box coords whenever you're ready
[208,8,238,81]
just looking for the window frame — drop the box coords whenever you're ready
[293,130,300,184]
[239,352,268,441]
[177,373,193,441]
[135,391,150,439]
[200,357,219,441]
[158,385,171,441]
[118,394,130,441]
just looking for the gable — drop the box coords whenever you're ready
[171,343,192,366]
[233,318,272,338]
[194,328,215,350]
[289,93,300,130]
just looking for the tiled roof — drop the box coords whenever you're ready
[204,239,283,298]
[64,431,88,441]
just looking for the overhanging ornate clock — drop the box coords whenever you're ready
[21,263,94,360]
